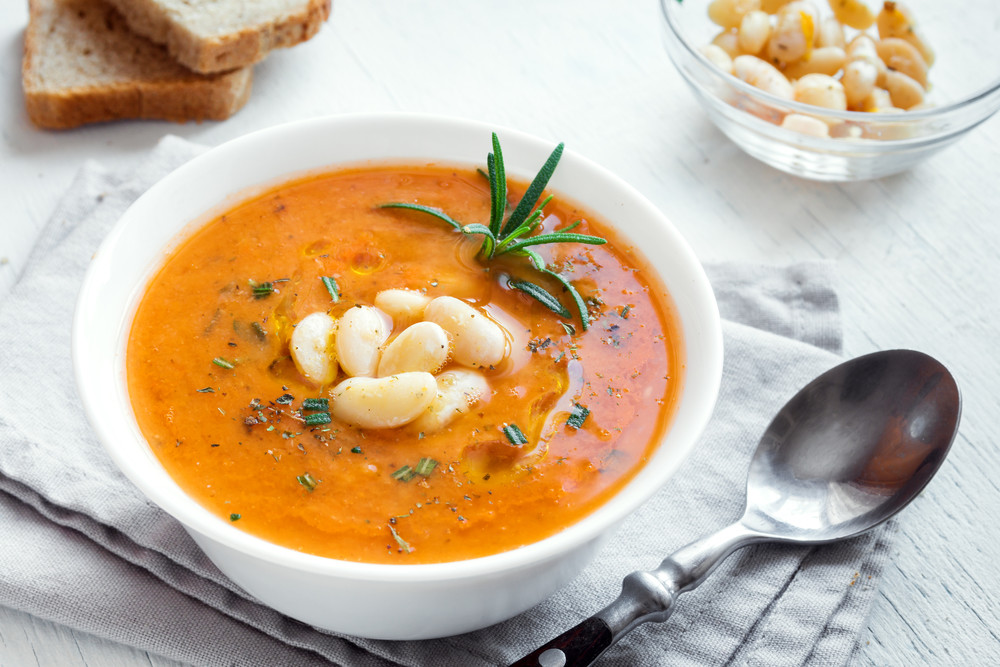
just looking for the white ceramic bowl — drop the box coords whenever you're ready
[73,113,723,640]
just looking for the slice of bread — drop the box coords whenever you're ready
[23,0,253,129]
[104,0,332,74]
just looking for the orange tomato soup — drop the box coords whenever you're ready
[127,165,684,564]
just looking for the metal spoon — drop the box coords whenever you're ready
[511,349,960,667]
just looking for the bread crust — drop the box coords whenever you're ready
[23,0,253,130]
[104,0,332,73]
[24,71,254,130]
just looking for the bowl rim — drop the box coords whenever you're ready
[72,112,724,583]
[659,0,1000,124]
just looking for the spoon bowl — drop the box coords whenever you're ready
[514,349,960,666]
[744,349,960,542]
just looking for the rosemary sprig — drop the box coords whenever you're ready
[380,133,606,330]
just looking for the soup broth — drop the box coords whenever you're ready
[127,164,684,564]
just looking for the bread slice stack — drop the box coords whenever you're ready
[22,0,331,129]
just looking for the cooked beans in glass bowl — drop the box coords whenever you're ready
[659,0,1000,181]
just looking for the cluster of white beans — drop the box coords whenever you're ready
[701,0,934,137]
[288,289,510,431]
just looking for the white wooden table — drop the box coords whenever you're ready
[2,1,998,664]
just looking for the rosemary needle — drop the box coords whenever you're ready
[380,133,605,330]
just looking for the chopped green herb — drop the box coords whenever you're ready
[251,281,274,299]
[275,393,294,405]
[415,457,438,476]
[212,357,234,369]
[297,472,318,492]
[620,304,632,319]
[560,322,576,336]
[567,403,590,429]
[351,446,362,454]
[321,276,341,302]
[304,412,331,426]
[196,387,215,393]
[502,423,528,446]
[229,513,241,521]
[389,525,413,553]
[302,397,329,411]
[392,465,416,482]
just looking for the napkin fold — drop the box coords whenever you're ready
[0,137,892,667]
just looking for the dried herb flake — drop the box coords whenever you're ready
[567,403,590,429]
[502,424,528,446]
[297,472,319,492]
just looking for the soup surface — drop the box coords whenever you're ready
[127,163,684,564]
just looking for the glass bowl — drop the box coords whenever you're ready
[659,0,1000,181]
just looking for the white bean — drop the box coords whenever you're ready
[827,0,875,30]
[783,46,847,79]
[700,44,734,74]
[708,0,762,29]
[733,55,794,99]
[289,312,338,386]
[377,322,451,377]
[711,30,743,59]
[373,289,431,324]
[329,372,437,429]
[423,296,508,369]
[883,70,923,109]
[336,305,391,377]
[780,113,831,137]
[875,38,927,88]
[793,73,847,110]
[816,16,846,48]
[738,10,772,55]
[861,87,894,112]
[877,1,934,65]
[842,60,878,109]
[766,6,814,67]
[761,0,794,13]
[846,35,888,86]
[781,1,821,26]
[412,370,491,434]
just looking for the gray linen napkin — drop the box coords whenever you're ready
[0,137,892,667]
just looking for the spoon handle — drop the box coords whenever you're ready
[509,522,759,667]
